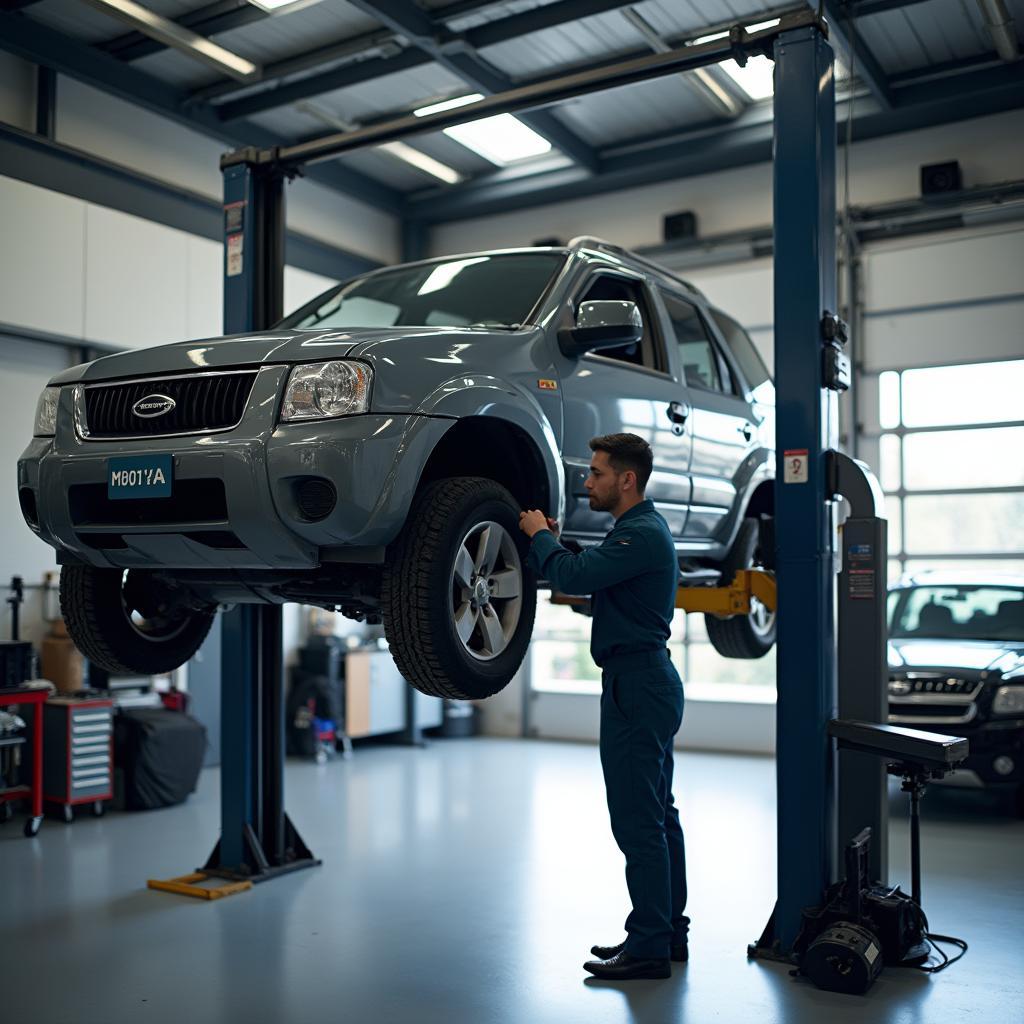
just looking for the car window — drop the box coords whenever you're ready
[889,585,1024,641]
[661,292,728,392]
[709,309,771,394]
[279,252,565,330]
[579,274,662,371]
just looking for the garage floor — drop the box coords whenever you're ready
[2,738,1021,1024]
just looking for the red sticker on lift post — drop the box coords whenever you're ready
[784,449,809,483]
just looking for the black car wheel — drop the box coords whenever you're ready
[60,565,215,676]
[381,477,537,700]
[706,517,777,659]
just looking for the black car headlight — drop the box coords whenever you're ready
[992,686,1024,716]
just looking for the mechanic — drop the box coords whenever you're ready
[518,432,688,981]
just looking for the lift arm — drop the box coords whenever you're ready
[550,569,777,615]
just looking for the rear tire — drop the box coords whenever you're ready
[381,477,537,700]
[705,517,776,659]
[60,565,215,676]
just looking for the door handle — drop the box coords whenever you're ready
[739,423,753,442]
[666,401,690,425]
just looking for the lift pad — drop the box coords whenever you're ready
[551,569,776,616]
[147,871,253,901]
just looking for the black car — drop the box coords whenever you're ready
[888,572,1024,814]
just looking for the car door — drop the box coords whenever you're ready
[657,289,757,543]
[559,268,692,541]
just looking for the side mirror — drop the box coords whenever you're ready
[558,300,643,358]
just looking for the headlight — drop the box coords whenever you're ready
[992,686,1024,716]
[280,361,372,422]
[33,386,61,437]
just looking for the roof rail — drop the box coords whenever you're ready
[567,235,706,300]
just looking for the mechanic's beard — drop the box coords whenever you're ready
[589,486,620,513]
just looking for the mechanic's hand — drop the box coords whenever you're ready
[519,509,554,538]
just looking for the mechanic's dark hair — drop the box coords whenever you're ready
[589,433,653,492]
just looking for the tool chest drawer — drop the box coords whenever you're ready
[43,698,114,805]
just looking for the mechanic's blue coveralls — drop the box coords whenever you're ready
[528,499,689,959]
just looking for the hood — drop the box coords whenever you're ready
[49,327,475,385]
[888,638,1024,674]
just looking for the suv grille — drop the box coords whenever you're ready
[888,675,982,726]
[82,372,258,439]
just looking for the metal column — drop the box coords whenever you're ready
[757,25,840,956]
[204,158,319,881]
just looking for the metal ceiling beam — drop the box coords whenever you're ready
[819,1,894,107]
[466,0,641,48]
[265,16,798,169]
[843,0,936,15]
[100,0,267,62]
[189,28,398,105]
[0,11,402,212]
[214,49,431,122]
[344,0,600,172]
[402,60,1024,222]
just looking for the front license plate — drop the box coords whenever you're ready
[107,454,173,500]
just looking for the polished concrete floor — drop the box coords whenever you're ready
[2,738,1022,1024]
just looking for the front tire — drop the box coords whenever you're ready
[381,477,537,700]
[705,517,776,659]
[60,565,215,676]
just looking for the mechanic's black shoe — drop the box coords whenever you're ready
[590,939,688,962]
[583,951,671,980]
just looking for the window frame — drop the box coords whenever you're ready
[658,288,740,397]
[572,269,673,378]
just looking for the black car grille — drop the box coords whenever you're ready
[888,675,982,726]
[83,372,258,438]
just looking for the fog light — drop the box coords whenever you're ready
[295,478,337,522]
[993,756,1015,777]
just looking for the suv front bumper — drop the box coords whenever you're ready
[18,369,451,571]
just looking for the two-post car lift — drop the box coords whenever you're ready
[182,6,961,964]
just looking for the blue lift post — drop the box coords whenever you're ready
[203,157,319,881]
[753,25,840,957]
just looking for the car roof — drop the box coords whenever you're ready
[891,570,1024,590]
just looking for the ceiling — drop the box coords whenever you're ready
[1,0,1021,222]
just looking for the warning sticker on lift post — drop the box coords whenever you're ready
[783,449,809,484]
[848,568,875,600]
[226,234,244,277]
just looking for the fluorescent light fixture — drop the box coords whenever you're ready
[414,93,553,165]
[297,101,462,185]
[444,115,552,165]
[249,0,322,11]
[80,0,259,80]
[379,141,463,185]
[691,29,728,45]
[721,54,775,101]
[414,93,486,117]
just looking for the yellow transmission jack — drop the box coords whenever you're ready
[550,569,776,616]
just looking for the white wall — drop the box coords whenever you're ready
[0,60,399,266]
[0,175,339,348]
[429,110,1024,257]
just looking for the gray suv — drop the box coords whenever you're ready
[19,238,775,700]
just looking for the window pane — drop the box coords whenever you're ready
[879,434,901,492]
[903,558,1024,577]
[662,292,724,391]
[900,359,1024,428]
[688,642,776,686]
[889,584,1024,642]
[888,559,905,584]
[886,498,902,556]
[709,310,771,391]
[903,493,1024,554]
[879,371,900,429]
[903,427,1024,490]
[529,641,600,693]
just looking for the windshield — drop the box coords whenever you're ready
[888,585,1024,642]
[281,252,565,331]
